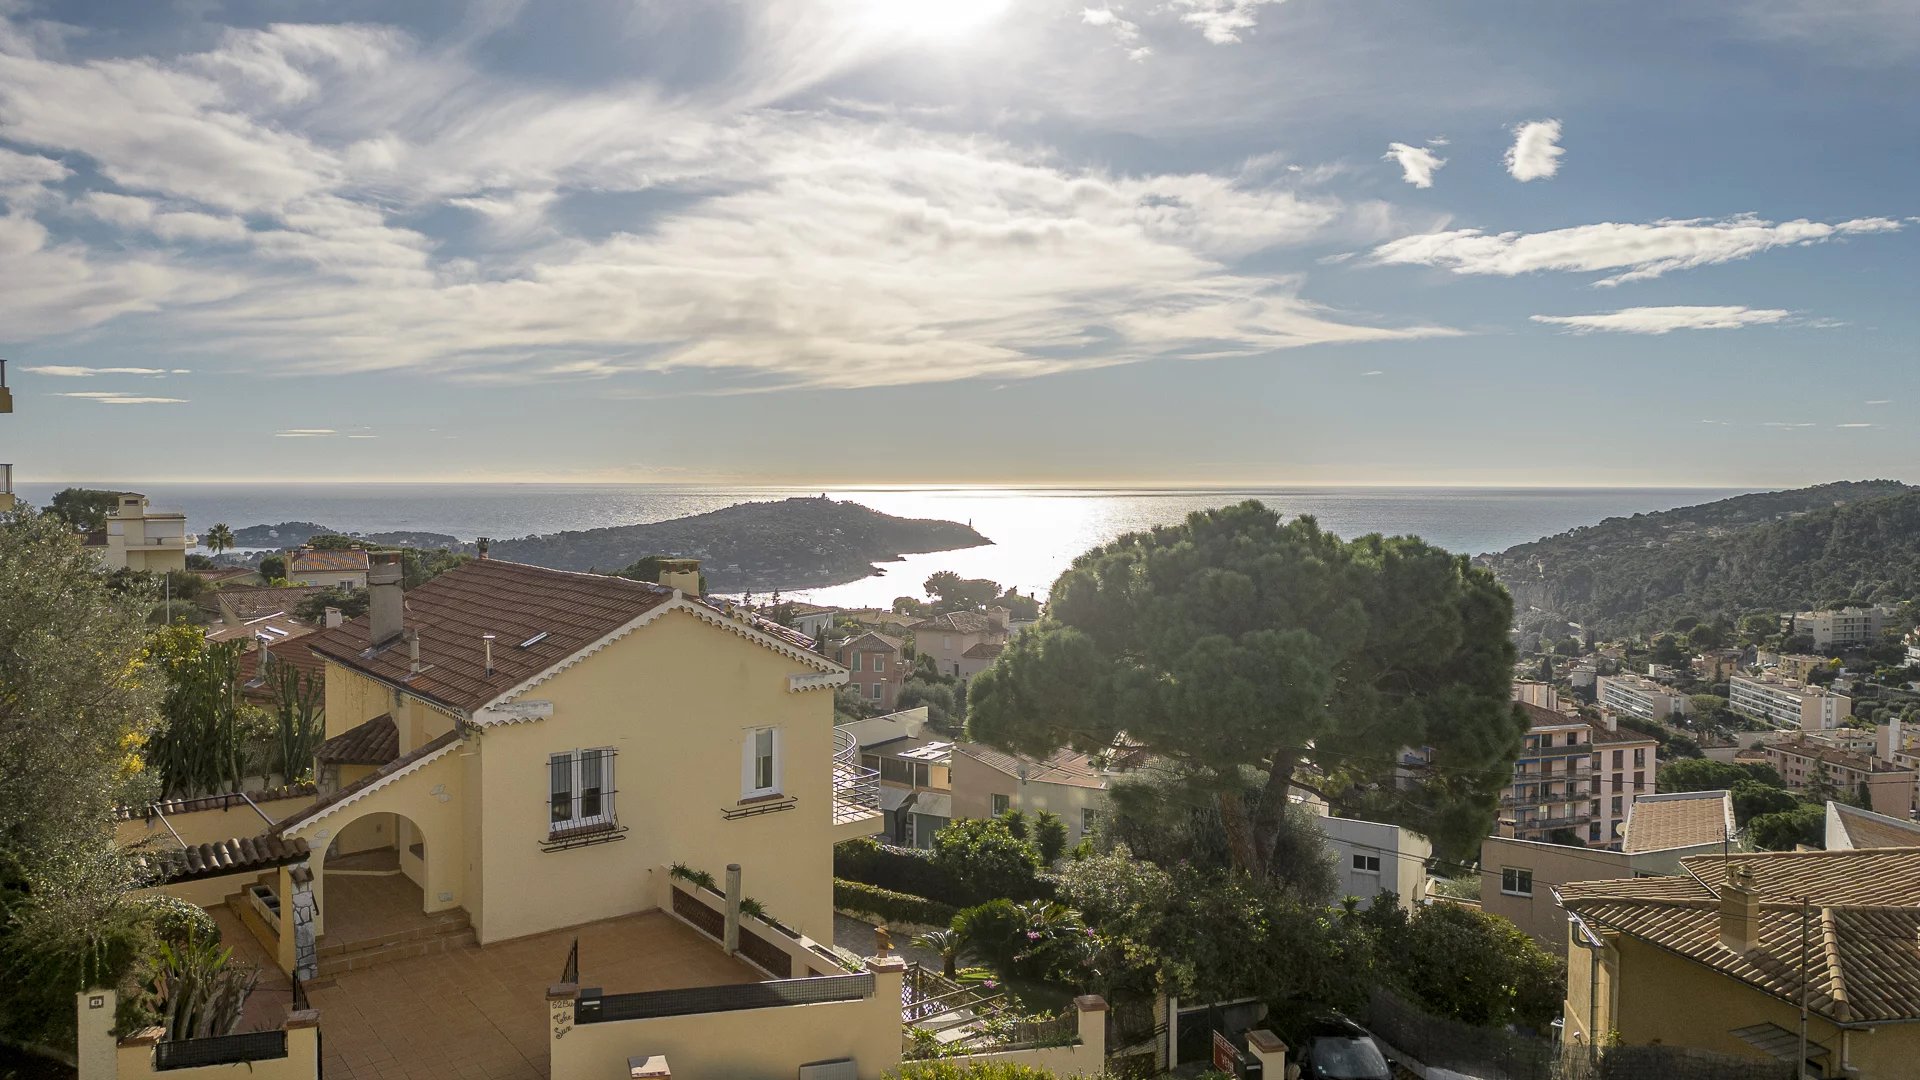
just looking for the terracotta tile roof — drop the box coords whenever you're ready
[289,549,371,573]
[271,730,462,836]
[149,833,310,882]
[1564,847,1920,1023]
[956,743,1108,789]
[206,585,333,620]
[1830,803,1920,850]
[137,833,311,884]
[314,715,399,767]
[113,784,318,823]
[1516,702,1584,730]
[911,611,999,635]
[303,559,676,712]
[1586,720,1658,746]
[206,612,315,645]
[191,567,259,584]
[839,631,902,654]
[961,641,1005,660]
[1620,791,1735,853]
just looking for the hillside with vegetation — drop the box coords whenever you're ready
[1483,481,1920,633]
[489,496,989,590]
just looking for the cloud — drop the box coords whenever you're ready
[1762,421,1815,428]
[54,391,188,404]
[1169,0,1289,44]
[1736,0,1920,63]
[1370,214,1903,286]
[23,364,176,376]
[1504,120,1564,181]
[1837,422,1875,428]
[0,146,67,184]
[1384,142,1446,188]
[1081,7,1151,60]
[1362,369,1383,376]
[1530,305,1795,334]
[1866,399,1892,405]
[74,192,250,243]
[274,428,337,437]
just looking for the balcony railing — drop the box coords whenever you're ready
[1518,743,1595,760]
[1502,784,1589,807]
[154,1031,288,1071]
[833,727,881,815]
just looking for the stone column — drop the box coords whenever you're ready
[723,863,742,955]
[289,863,318,981]
[76,989,117,1080]
[1248,1029,1290,1079]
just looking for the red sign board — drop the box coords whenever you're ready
[1213,1030,1239,1074]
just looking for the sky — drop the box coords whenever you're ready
[1,0,1916,486]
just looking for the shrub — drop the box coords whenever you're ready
[931,819,1043,901]
[836,837,967,899]
[1032,811,1068,864]
[834,879,957,927]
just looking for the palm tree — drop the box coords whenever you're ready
[911,928,965,979]
[204,523,234,556]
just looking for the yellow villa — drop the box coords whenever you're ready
[1559,847,1920,1079]
[113,553,1049,1080]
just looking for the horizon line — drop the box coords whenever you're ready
[10,477,1812,492]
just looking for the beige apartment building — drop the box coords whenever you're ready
[1587,718,1658,848]
[949,743,1111,847]
[1792,605,1893,650]
[1503,703,1597,843]
[1766,736,1915,817]
[1729,671,1851,731]
[1594,672,1688,723]
[89,492,192,572]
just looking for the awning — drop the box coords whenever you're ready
[1730,1022,1829,1063]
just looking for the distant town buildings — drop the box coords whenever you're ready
[1503,702,1596,845]
[1728,671,1851,731]
[1765,735,1915,817]
[1588,717,1659,848]
[835,631,906,710]
[909,608,1011,679]
[87,492,192,573]
[1594,672,1689,723]
[1791,605,1894,650]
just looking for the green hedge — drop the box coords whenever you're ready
[834,879,958,927]
[834,837,1057,906]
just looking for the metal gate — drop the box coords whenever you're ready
[1172,998,1268,1072]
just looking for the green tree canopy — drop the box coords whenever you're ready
[929,818,1042,901]
[46,487,124,531]
[968,502,1523,871]
[923,571,1003,613]
[1657,757,1784,793]
[203,523,234,556]
[1749,804,1825,851]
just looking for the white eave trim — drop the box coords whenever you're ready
[279,737,462,839]
[471,593,847,725]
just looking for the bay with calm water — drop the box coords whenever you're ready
[18,482,1751,608]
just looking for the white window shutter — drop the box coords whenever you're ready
[741,730,755,796]
[772,726,783,793]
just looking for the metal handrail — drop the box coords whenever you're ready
[832,728,881,813]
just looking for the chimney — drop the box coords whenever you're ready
[368,551,404,645]
[657,559,701,595]
[1718,868,1762,953]
[476,537,490,560]
[483,633,496,677]
[405,629,422,674]
[324,606,343,629]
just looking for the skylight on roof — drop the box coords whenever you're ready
[519,631,551,649]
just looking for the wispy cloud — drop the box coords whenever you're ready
[54,391,188,404]
[1384,142,1446,189]
[1762,421,1816,428]
[1363,369,1384,376]
[1082,7,1151,60]
[1530,306,1795,334]
[1504,119,1565,181]
[24,365,189,376]
[1837,422,1876,428]
[1370,215,1902,286]
[1169,0,1289,44]
[1866,399,1893,405]
[274,428,337,437]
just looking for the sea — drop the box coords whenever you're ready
[20,483,1752,609]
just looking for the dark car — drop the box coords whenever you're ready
[1298,1016,1393,1080]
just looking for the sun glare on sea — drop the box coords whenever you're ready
[854,0,1013,40]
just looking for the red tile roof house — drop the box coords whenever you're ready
[285,546,372,589]
[112,554,1113,1080]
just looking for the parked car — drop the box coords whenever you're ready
[1298,1016,1393,1080]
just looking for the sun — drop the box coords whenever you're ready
[855,0,1014,40]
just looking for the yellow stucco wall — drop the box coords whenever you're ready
[114,794,314,851]
[1568,926,1917,1077]
[473,608,840,944]
[548,965,904,1080]
[324,666,394,738]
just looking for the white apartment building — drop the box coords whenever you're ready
[90,492,193,573]
[1793,606,1892,650]
[1594,673,1688,723]
[1729,672,1852,732]
[1313,813,1431,913]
